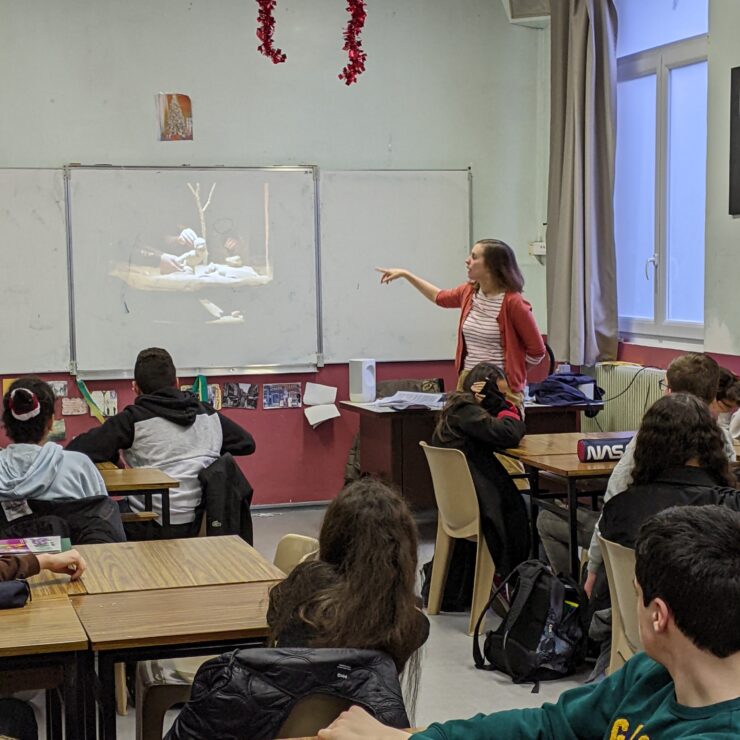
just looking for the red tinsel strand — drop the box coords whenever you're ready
[338,0,367,85]
[256,0,286,64]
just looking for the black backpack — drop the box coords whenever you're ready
[473,560,587,689]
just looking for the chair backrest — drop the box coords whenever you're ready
[275,694,351,738]
[599,536,641,655]
[274,534,320,575]
[419,442,479,537]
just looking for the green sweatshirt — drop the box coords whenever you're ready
[415,653,740,739]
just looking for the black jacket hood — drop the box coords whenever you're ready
[134,388,203,427]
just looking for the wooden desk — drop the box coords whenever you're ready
[27,570,87,599]
[506,431,634,458]
[340,401,605,511]
[99,467,179,526]
[73,580,277,740]
[75,535,283,594]
[504,447,618,579]
[0,598,89,739]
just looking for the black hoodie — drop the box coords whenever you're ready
[67,388,255,524]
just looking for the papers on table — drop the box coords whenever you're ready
[374,391,446,410]
[0,535,62,555]
[304,382,340,428]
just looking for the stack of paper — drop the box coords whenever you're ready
[374,391,446,410]
[304,383,340,428]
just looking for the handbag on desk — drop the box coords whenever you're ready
[0,580,31,609]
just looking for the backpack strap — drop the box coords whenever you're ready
[472,565,521,669]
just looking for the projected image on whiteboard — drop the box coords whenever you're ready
[108,180,273,324]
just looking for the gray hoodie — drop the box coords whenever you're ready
[0,443,106,501]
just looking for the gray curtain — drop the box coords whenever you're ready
[546,0,618,365]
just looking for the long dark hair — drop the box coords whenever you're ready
[2,377,55,444]
[632,393,734,486]
[476,239,524,293]
[268,479,422,705]
[434,362,507,445]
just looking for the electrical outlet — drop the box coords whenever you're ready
[529,240,546,256]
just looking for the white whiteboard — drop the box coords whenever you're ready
[320,170,471,363]
[0,169,70,373]
[68,167,318,375]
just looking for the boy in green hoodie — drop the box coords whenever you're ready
[319,505,740,739]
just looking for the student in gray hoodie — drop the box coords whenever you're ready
[0,377,107,506]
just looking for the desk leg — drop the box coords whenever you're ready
[70,650,96,740]
[160,489,170,528]
[567,479,579,580]
[527,467,541,560]
[45,687,62,740]
[98,653,117,740]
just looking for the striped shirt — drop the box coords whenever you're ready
[462,290,505,370]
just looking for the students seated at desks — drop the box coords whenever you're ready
[432,362,529,577]
[0,378,124,543]
[319,506,740,739]
[164,480,428,739]
[536,353,731,588]
[599,393,740,548]
[582,352,734,597]
[67,347,255,540]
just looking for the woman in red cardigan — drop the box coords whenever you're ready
[377,239,545,400]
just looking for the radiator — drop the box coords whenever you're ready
[581,363,666,433]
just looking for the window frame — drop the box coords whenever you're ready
[616,34,708,342]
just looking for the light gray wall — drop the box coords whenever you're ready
[0,0,548,328]
[705,0,740,354]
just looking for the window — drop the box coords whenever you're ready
[613,1,708,341]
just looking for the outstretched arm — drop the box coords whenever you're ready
[376,268,441,303]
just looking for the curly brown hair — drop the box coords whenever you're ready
[632,393,734,486]
[267,479,423,707]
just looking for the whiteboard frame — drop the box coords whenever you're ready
[64,164,322,378]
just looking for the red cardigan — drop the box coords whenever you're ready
[435,283,545,393]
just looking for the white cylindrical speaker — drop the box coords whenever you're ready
[348,358,376,403]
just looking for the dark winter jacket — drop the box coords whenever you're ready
[600,466,740,548]
[433,398,529,576]
[164,648,410,740]
[67,388,255,524]
[198,453,254,544]
[0,495,125,544]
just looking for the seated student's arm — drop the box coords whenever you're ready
[0,554,40,581]
[455,404,526,450]
[322,655,653,740]
[66,410,136,464]
[217,413,256,456]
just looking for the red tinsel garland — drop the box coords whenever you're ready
[256,0,286,64]
[338,0,367,85]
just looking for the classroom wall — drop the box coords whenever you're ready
[0,1,548,504]
[704,0,740,356]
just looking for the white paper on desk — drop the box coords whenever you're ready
[374,391,446,410]
[304,382,337,406]
[304,404,340,428]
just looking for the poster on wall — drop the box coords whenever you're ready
[730,67,740,215]
[157,93,193,141]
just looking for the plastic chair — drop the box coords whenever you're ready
[135,533,318,740]
[598,535,641,675]
[420,441,495,635]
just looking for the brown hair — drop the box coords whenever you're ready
[476,239,524,293]
[134,347,177,394]
[665,353,719,405]
[267,479,422,705]
[632,393,734,486]
[2,376,55,444]
[716,367,740,406]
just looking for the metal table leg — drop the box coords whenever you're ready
[98,652,117,740]
[567,478,580,580]
[526,466,541,559]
